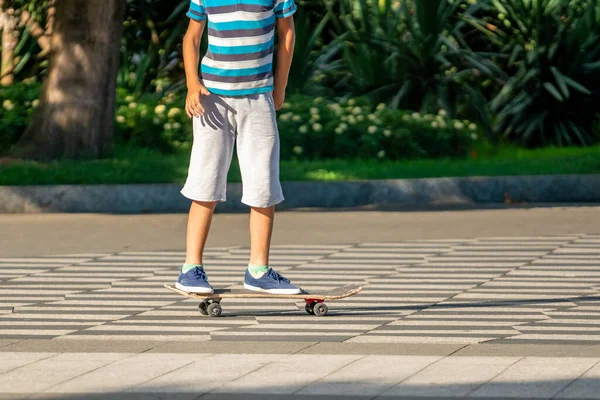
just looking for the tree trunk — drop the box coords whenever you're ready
[0,2,17,85]
[14,0,126,160]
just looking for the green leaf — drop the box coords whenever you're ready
[543,82,564,102]
[563,76,592,95]
[550,67,570,99]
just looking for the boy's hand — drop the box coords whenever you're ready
[186,83,211,118]
[273,83,286,111]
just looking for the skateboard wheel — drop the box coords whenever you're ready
[198,301,209,316]
[313,303,328,317]
[305,302,315,315]
[207,302,222,317]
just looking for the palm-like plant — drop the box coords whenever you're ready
[474,0,600,146]
[328,0,502,114]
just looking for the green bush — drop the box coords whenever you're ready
[0,82,41,153]
[277,94,477,160]
[114,88,191,152]
[475,0,600,147]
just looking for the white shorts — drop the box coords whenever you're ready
[180,92,285,208]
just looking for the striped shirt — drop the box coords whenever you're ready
[187,0,297,96]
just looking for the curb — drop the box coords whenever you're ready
[1,174,599,213]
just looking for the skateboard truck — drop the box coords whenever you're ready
[305,299,328,316]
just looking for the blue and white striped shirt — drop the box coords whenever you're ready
[187,0,297,96]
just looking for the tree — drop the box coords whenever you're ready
[14,0,126,160]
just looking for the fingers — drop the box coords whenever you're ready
[186,93,205,118]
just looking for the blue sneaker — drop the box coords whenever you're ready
[244,268,302,294]
[176,266,214,294]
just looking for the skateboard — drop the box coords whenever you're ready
[164,284,363,317]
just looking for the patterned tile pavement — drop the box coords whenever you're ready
[2,234,600,344]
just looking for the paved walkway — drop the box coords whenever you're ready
[1,234,600,398]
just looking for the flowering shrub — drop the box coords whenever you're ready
[1,84,479,160]
[277,95,478,160]
[0,82,41,153]
[114,88,191,152]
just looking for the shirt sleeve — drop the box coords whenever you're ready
[274,0,297,19]
[187,0,207,21]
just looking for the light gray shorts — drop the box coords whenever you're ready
[180,92,285,208]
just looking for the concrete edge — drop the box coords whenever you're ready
[1,174,599,213]
[3,339,600,357]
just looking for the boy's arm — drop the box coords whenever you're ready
[183,18,210,118]
[273,15,295,110]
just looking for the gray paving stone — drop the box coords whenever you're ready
[214,354,361,394]
[382,356,519,397]
[0,352,56,374]
[554,361,600,399]
[297,342,464,356]
[128,353,286,394]
[39,354,204,393]
[297,355,441,396]
[0,339,161,353]
[455,344,600,357]
[468,357,599,398]
[148,340,315,354]
[0,353,131,393]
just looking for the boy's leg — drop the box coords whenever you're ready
[185,200,218,265]
[249,205,275,267]
[236,92,299,294]
[178,94,235,293]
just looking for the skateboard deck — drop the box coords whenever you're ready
[164,284,363,317]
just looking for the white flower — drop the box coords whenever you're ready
[411,112,421,119]
[347,115,357,124]
[298,125,308,134]
[424,114,434,120]
[376,103,386,111]
[368,114,377,121]
[368,125,378,134]
[315,97,324,104]
[348,99,356,106]
[2,100,14,111]
[173,122,182,130]
[335,123,348,135]
[469,123,478,131]
[125,96,134,102]
[310,113,320,122]
[312,123,323,132]
[140,110,148,117]
[24,101,31,107]
[383,129,392,137]
[471,133,478,140]
[309,107,319,115]
[31,99,39,108]
[438,109,447,117]
[377,150,386,159]
[357,115,364,122]
[153,118,161,125]
[116,115,126,124]
[292,115,301,122]
[282,102,291,109]
[164,123,173,130]
[128,102,138,109]
[168,108,181,118]
[454,121,465,130]
[279,112,292,121]
[155,105,167,115]
[431,121,439,128]
[352,107,362,115]
[402,114,411,121]
[293,146,303,154]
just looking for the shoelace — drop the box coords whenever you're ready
[266,268,290,284]
[192,267,207,281]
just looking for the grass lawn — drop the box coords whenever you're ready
[0,145,599,186]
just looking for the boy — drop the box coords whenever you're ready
[175,0,300,295]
